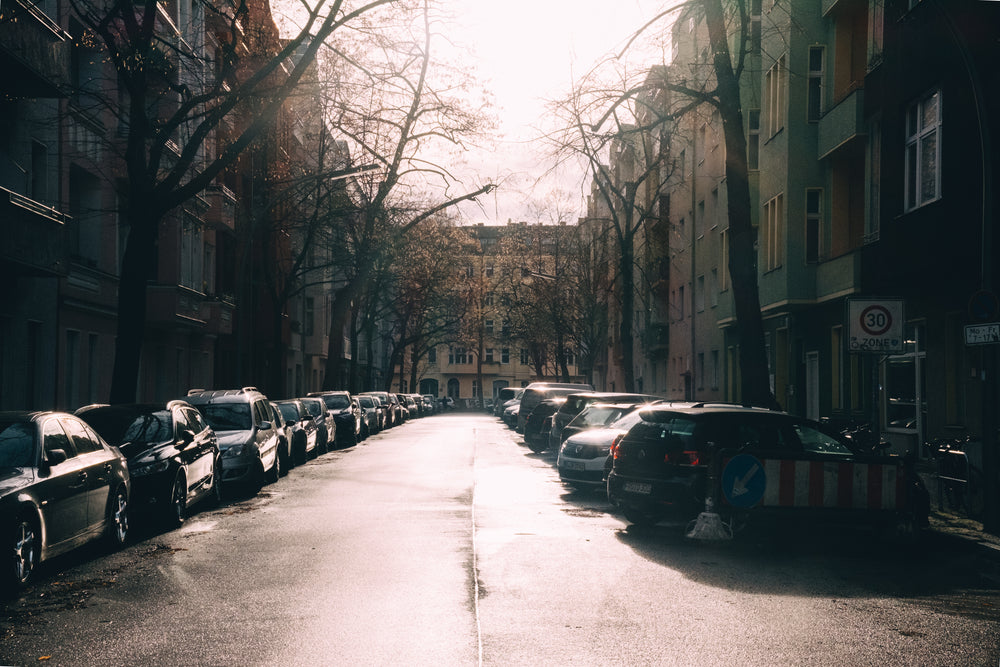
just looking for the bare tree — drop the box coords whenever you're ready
[317,0,495,389]
[66,0,399,402]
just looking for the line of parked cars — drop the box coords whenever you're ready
[0,387,436,592]
[500,384,931,541]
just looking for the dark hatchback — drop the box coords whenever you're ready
[77,401,221,526]
[0,412,130,590]
[607,405,930,536]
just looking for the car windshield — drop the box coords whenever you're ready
[199,404,252,431]
[276,403,299,421]
[570,405,626,428]
[358,397,374,408]
[323,395,351,410]
[303,401,322,417]
[84,409,173,446]
[0,422,35,468]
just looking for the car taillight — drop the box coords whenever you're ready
[611,434,626,459]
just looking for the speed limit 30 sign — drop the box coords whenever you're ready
[848,299,904,353]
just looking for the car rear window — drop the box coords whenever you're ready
[322,395,351,410]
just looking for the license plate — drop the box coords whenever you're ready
[624,481,652,495]
[564,461,585,471]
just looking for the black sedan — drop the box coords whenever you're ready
[0,411,130,591]
[77,401,220,527]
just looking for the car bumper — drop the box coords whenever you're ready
[606,470,704,520]
[557,454,608,486]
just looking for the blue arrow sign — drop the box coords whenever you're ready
[722,454,767,508]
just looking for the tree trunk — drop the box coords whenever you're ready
[619,229,636,392]
[704,0,778,409]
[109,204,159,404]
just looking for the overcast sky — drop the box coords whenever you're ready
[444,0,663,225]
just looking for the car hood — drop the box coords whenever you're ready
[216,430,253,449]
[117,440,170,460]
[0,468,35,497]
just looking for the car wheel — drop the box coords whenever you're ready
[7,514,40,591]
[526,437,548,454]
[278,437,292,476]
[265,448,281,484]
[210,456,225,505]
[166,470,187,528]
[105,485,129,548]
[623,507,661,527]
[293,433,307,466]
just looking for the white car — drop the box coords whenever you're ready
[556,408,647,490]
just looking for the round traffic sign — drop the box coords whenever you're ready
[859,304,893,336]
[722,454,766,508]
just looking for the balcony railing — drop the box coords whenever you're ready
[818,87,865,159]
[0,0,71,97]
[205,184,236,232]
[0,186,69,276]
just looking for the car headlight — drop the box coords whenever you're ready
[222,444,245,458]
[131,459,170,477]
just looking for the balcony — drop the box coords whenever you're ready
[0,186,69,276]
[643,323,669,359]
[0,0,71,98]
[205,184,236,232]
[147,284,206,327]
[818,86,865,160]
[202,296,234,335]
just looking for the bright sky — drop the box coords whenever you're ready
[442,0,664,224]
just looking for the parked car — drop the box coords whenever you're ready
[358,393,388,430]
[273,399,319,464]
[557,407,649,490]
[185,387,281,492]
[299,397,333,452]
[0,411,130,590]
[405,394,422,417]
[363,392,399,427]
[493,388,518,416]
[606,405,931,536]
[308,391,361,447]
[502,401,521,429]
[421,395,437,415]
[399,394,419,420]
[558,400,661,447]
[267,401,294,474]
[516,382,594,432]
[522,397,567,453]
[76,401,221,526]
[549,393,661,451]
[355,395,381,437]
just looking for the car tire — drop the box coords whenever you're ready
[166,470,187,528]
[265,448,281,484]
[278,437,292,476]
[623,507,661,527]
[210,456,225,505]
[105,485,130,549]
[526,437,548,454]
[293,433,307,466]
[7,513,40,591]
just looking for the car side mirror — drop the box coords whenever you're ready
[259,421,272,430]
[45,448,68,467]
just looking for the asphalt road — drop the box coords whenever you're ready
[2,412,999,666]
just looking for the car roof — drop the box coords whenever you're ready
[185,387,267,404]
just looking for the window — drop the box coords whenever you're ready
[428,347,437,364]
[485,348,494,363]
[868,0,884,68]
[719,230,729,291]
[868,118,882,242]
[565,348,575,366]
[763,55,787,138]
[472,380,480,398]
[520,348,530,365]
[31,140,48,203]
[501,348,510,364]
[695,275,705,312]
[751,0,761,54]
[709,268,719,307]
[304,297,314,336]
[904,89,941,211]
[485,264,494,277]
[485,293,494,307]
[678,285,686,320]
[762,194,784,271]
[485,319,494,334]
[807,46,825,122]
[452,347,467,364]
[748,109,760,170]
[805,188,822,263]
[697,352,705,390]
[710,350,720,390]
[465,265,474,278]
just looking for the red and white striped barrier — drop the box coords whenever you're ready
[750,459,908,511]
